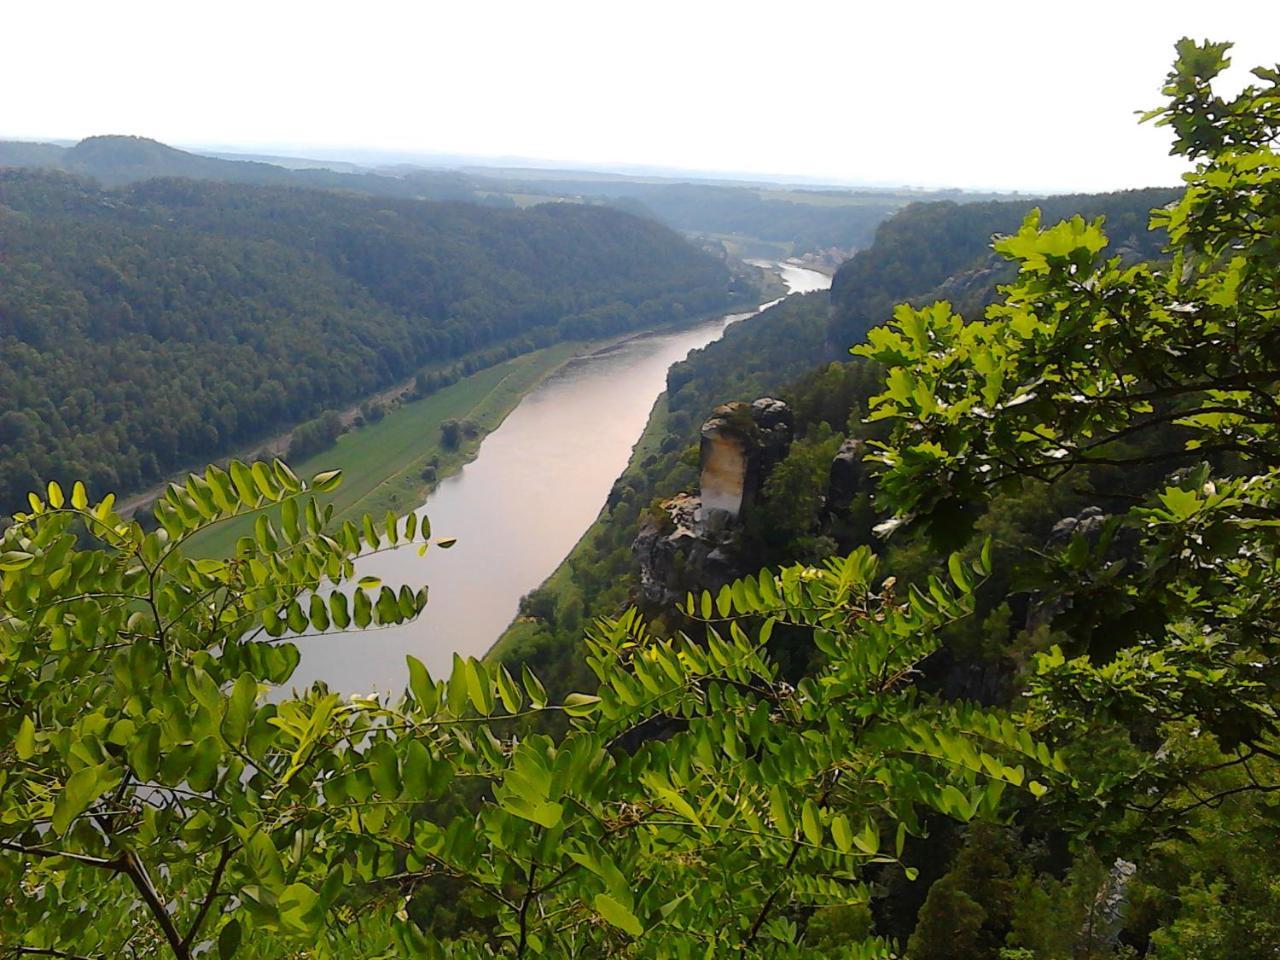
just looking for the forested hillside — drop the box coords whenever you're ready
[467,173,1016,260]
[827,187,1179,348]
[486,177,908,254]
[0,135,494,203]
[0,170,737,505]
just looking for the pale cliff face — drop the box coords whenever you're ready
[699,430,748,518]
[634,397,794,607]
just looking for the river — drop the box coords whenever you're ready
[286,261,830,693]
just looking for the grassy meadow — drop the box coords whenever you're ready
[189,342,583,557]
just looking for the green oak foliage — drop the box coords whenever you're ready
[855,40,1280,834]
[0,456,1057,958]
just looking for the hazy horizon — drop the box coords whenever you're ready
[5,1,1279,193]
[0,133,1042,194]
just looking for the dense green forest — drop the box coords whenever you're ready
[826,186,1179,349]
[0,170,739,506]
[2,40,1279,960]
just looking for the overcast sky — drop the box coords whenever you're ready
[5,1,1278,192]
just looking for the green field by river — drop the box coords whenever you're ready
[189,342,583,557]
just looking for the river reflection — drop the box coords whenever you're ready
[287,262,830,693]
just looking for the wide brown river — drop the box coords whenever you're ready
[287,262,830,693]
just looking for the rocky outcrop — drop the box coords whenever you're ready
[636,398,794,605]
[699,398,794,525]
[1046,505,1108,548]
[634,493,738,607]
[825,437,866,516]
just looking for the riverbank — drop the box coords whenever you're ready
[187,290,773,558]
[485,282,833,682]
[187,344,583,556]
[486,390,674,666]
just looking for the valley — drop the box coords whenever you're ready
[279,261,828,691]
[4,31,1279,958]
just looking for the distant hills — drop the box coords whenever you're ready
[0,135,1005,260]
[0,135,493,203]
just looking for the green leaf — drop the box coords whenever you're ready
[329,592,350,630]
[0,550,35,571]
[563,693,602,717]
[522,664,548,708]
[769,785,792,834]
[801,799,823,846]
[128,726,161,781]
[15,716,36,759]
[353,589,372,628]
[447,654,469,715]
[218,918,242,959]
[853,820,880,856]
[229,460,258,503]
[402,739,433,798]
[279,882,319,932]
[407,655,436,712]
[250,461,278,500]
[504,797,563,828]
[496,665,524,713]
[223,674,257,744]
[311,469,343,493]
[465,658,494,716]
[594,894,644,937]
[642,773,704,830]
[187,736,221,792]
[368,741,400,799]
[831,814,853,853]
[52,765,104,835]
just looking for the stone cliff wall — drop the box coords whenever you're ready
[636,397,794,605]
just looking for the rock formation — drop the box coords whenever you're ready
[825,437,866,517]
[635,397,794,605]
[699,398,794,524]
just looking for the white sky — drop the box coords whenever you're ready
[4,1,1278,192]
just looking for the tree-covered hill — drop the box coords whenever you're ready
[0,136,983,260]
[827,187,1180,349]
[0,135,491,203]
[504,178,907,254]
[466,173,1007,260]
[0,170,738,505]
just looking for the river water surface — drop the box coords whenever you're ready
[288,262,830,693]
